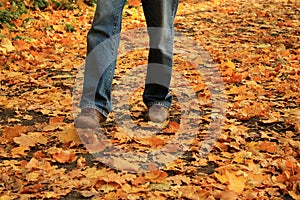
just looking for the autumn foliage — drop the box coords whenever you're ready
[0,0,299,199]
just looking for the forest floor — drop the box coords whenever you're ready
[0,0,299,199]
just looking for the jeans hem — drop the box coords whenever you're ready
[81,105,109,118]
[146,101,171,108]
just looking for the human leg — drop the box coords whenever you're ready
[76,0,126,128]
[141,0,179,109]
[80,0,126,118]
[141,0,179,122]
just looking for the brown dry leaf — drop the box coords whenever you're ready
[219,190,239,200]
[135,135,166,148]
[33,151,47,159]
[25,157,39,169]
[25,157,54,172]
[258,141,277,153]
[26,171,40,182]
[19,183,44,195]
[10,146,30,157]
[109,156,140,173]
[49,116,65,124]
[163,121,180,133]
[1,125,28,143]
[0,195,16,200]
[82,167,108,179]
[232,151,252,163]
[144,170,168,183]
[178,186,210,199]
[288,191,300,200]
[85,140,110,153]
[215,170,247,194]
[167,175,191,185]
[148,136,166,148]
[0,96,8,106]
[248,173,268,186]
[97,183,119,193]
[52,149,77,163]
[14,132,48,147]
[57,126,83,144]
[42,123,62,132]
[122,183,149,194]
[131,176,148,186]
[0,38,16,54]
[222,59,236,70]
[112,128,132,143]
[95,171,126,187]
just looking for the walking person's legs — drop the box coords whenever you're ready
[76,0,179,128]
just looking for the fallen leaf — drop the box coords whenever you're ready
[51,149,77,163]
[127,0,140,7]
[214,172,228,184]
[163,121,180,133]
[0,38,16,54]
[14,132,48,147]
[220,190,239,200]
[85,141,108,153]
[10,146,30,157]
[2,125,28,143]
[131,176,148,186]
[49,116,65,124]
[148,136,166,148]
[226,171,247,194]
[258,141,277,153]
[144,170,168,183]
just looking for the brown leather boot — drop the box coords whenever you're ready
[75,108,107,128]
[147,105,169,123]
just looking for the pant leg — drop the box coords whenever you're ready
[80,0,126,117]
[141,0,179,108]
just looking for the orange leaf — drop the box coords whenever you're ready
[230,72,243,83]
[223,68,234,76]
[128,0,140,7]
[2,125,28,142]
[258,141,277,153]
[52,149,77,163]
[148,136,165,148]
[11,146,30,157]
[132,176,147,186]
[163,121,180,133]
[144,170,168,183]
[49,116,65,124]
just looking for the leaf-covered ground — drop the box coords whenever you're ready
[0,0,299,199]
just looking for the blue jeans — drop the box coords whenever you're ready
[80,0,179,117]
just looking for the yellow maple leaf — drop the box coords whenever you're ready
[214,172,228,184]
[0,38,15,54]
[226,171,247,193]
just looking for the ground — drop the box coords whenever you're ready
[0,0,299,199]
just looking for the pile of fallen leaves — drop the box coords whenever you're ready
[0,0,299,199]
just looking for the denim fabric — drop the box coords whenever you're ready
[80,0,179,117]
